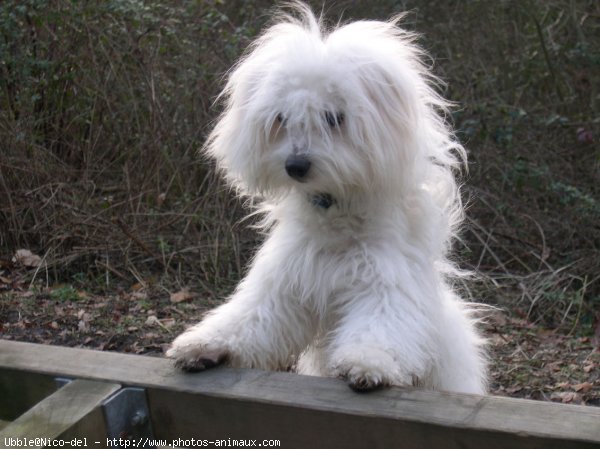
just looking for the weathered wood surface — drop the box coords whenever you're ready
[1,339,599,449]
[0,379,120,447]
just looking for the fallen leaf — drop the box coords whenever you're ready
[12,249,42,268]
[550,391,581,404]
[145,315,160,326]
[572,382,593,393]
[545,361,562,372]
[145,315,173,332]
[583,363,596,374]
[170,288,197,303]
[161,318,176,328]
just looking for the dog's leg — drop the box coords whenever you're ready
[434,293,487,395]
[327,285,437,392]
[296,341,329,376]
[167,263,316,372]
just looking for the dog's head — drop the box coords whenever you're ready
[205,3,463,206]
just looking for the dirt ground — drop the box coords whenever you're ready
[1,273,598,406]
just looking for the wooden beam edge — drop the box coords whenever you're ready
[1,339,599,444]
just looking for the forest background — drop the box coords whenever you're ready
[0,0,598,404]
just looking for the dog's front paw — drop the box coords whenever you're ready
[175,348,228,372]
[166,340,228,372]
[335,363,388,392]
[331,346,410,392]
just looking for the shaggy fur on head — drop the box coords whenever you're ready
[167,2,487,394]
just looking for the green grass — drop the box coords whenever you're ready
[48,285,82,302]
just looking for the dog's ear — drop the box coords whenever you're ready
[340,55,425,190]
[358,64,419,136]
[203,16,321,197]
[202,64,270,196]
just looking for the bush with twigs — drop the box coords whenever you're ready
[1,0,598,333]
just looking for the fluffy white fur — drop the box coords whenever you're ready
[167,3,487,394]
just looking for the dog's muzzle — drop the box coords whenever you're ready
[285,154,311,181]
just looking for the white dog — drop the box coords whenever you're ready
[167,3,487,394]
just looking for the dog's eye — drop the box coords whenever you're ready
[276,113,285,125]
[325,111,344,128]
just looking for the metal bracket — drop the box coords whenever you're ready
[54,377,73,389]
[102,387,154,445]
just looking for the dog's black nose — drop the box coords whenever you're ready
[285,154,311,181]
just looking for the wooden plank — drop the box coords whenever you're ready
[0,378,120,447]
[0,339,599,448]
